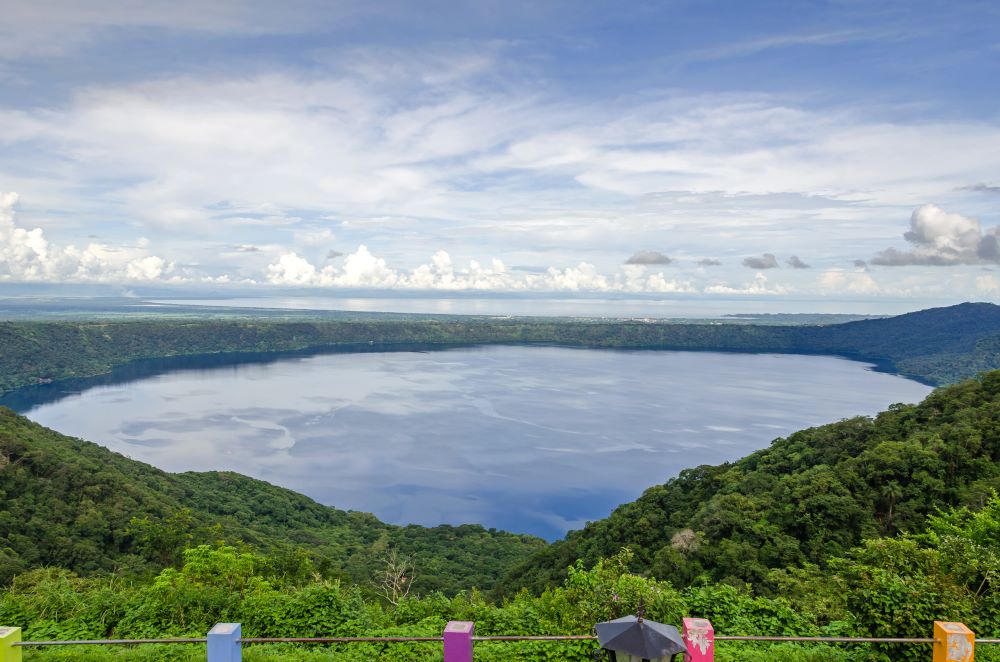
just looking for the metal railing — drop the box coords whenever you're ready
[0,619,992,661]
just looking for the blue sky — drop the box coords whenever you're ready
[1,0,999,303]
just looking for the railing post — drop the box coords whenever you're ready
[682,618,714,662]
[0,628,21,662]
[933,621,973,662]
[207,623,242,662]
[443,621,475,662]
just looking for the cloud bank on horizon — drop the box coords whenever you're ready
[1,1,999,301]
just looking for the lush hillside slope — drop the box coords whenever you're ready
[1,302,999,396]
[804,301,1000,384]
[0,408,544,590]
[499,369,1000,596]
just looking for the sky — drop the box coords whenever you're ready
[1,0,999,305]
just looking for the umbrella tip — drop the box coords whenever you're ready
[636,598,646,623]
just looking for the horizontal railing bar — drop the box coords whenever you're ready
[239,636,443,643]
[13,632,999,647]
[473,635,597,641]
[14,638,206,647]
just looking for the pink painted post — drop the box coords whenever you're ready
[682,617,714,662]
[443,621,475,662]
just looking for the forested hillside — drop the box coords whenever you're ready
[500,368,1000,596]
[2,302,999,396]
[0,408,543,592]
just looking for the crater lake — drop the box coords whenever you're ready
[7,346,933,539]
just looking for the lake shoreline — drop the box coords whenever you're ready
[13,346,933,540]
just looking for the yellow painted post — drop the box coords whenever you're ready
[0,627,22,662]
[934,621,974,662]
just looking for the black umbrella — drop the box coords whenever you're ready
[595,615,688,660]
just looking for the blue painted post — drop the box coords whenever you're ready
[207,622,242,662]
[443,621,474,662]
[0,628,21,662]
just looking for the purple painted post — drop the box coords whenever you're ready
[682,617,714,662]
[207,622,242,662]
[443,621,475,662]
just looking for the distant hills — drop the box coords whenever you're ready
[793,301,1000,384]
[2,302,999,397]
[0,408,543,590]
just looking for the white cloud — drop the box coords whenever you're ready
[265,252,323,286]
[817,268,881,295]
[871,204,999,266]
[642,272,697,294]
[0,192,175,282]
[704,272,788,295]
[336,245,400,288]
[265,246,701,293]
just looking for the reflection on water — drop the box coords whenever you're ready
[15,347,932,539]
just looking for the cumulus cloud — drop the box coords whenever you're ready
[542,262,610,291]
[625,250,672,265]
[0,192,175,282]
[704,272,787,295]
[265,252,323,286]
[742,253,779,269]
[697,258,722,266]
[267,245,400,288]
[871,204,1000,266]
[265,246,701,293]
[786,255,810,269]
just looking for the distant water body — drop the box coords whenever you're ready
[148,295,934,318]
[13,347,932,539]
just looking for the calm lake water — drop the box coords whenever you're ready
[14,347,932,539]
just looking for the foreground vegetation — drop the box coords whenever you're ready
[5,501,1000,662]
[3,302,1000,396]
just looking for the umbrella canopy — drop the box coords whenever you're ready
[596,615,688,660]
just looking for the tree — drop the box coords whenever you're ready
[374,548,416,606]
